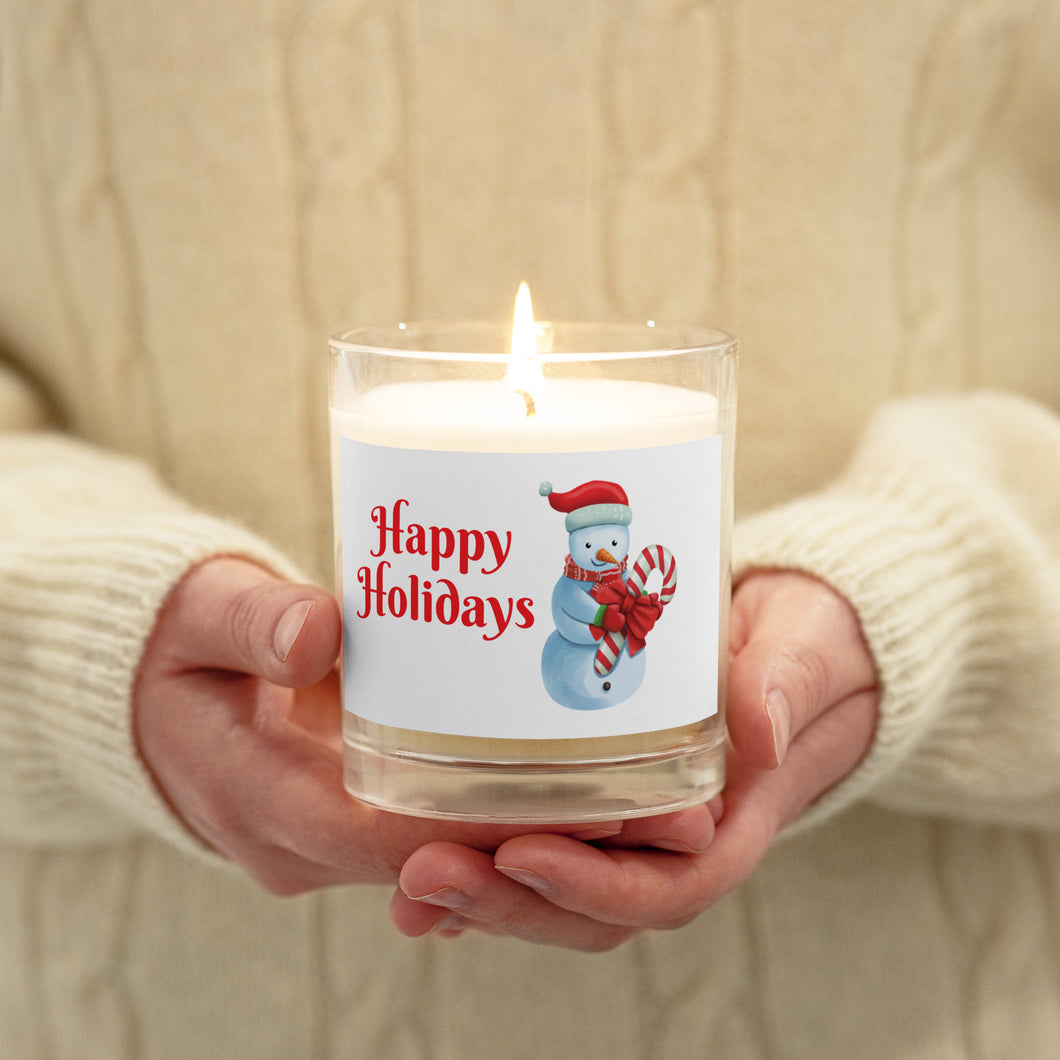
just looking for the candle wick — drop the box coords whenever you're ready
[515,388,536,417]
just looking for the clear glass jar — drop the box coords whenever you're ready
[329,320,737,822]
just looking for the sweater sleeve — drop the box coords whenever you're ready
[0,422,305,856]
[734,390,1060,833]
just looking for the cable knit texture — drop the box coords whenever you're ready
[1,1,1058,1057]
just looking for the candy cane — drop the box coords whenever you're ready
[594,544,677,676]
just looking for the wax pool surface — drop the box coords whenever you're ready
[330,378,719,451]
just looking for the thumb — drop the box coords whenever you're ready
[727,572,877,769]
[155,557,342,686]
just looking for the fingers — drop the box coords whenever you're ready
[593,801,721,853]
[391,810,721,945]
[395,833,721,946]
[394,842,638,951]
[727,571,877,769]
[156,558,342,687]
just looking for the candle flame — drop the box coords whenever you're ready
[510,282,536,360]
[506,281,542,415]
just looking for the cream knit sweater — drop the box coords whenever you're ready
[1,2,1059,1057]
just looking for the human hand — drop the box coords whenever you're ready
[390,570,879,950]
[132,558,716,895]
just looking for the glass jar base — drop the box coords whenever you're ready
[343,734,725,823]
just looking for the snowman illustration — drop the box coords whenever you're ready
[539,479,677,711]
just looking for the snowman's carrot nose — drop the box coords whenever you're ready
[596,547,620,565]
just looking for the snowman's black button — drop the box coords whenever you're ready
[602,681,612,691]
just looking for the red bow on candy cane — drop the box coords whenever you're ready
[589,582,664,657]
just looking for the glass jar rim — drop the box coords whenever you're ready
[330,319,737,364]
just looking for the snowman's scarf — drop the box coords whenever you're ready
[562,554,627,584]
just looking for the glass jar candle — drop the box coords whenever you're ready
[329,303,737,823]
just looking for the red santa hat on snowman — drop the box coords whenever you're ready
[539,479,632,532]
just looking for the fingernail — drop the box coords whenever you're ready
[274,600,314,662]
[707,795,725,824]
[650,838,698,854]
[429,915,465,935]
[495,866,552,893]
[569,825,622,842]
[765,688,792,765]
[408,886,469,911]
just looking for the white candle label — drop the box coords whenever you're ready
[339,436,722,739]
